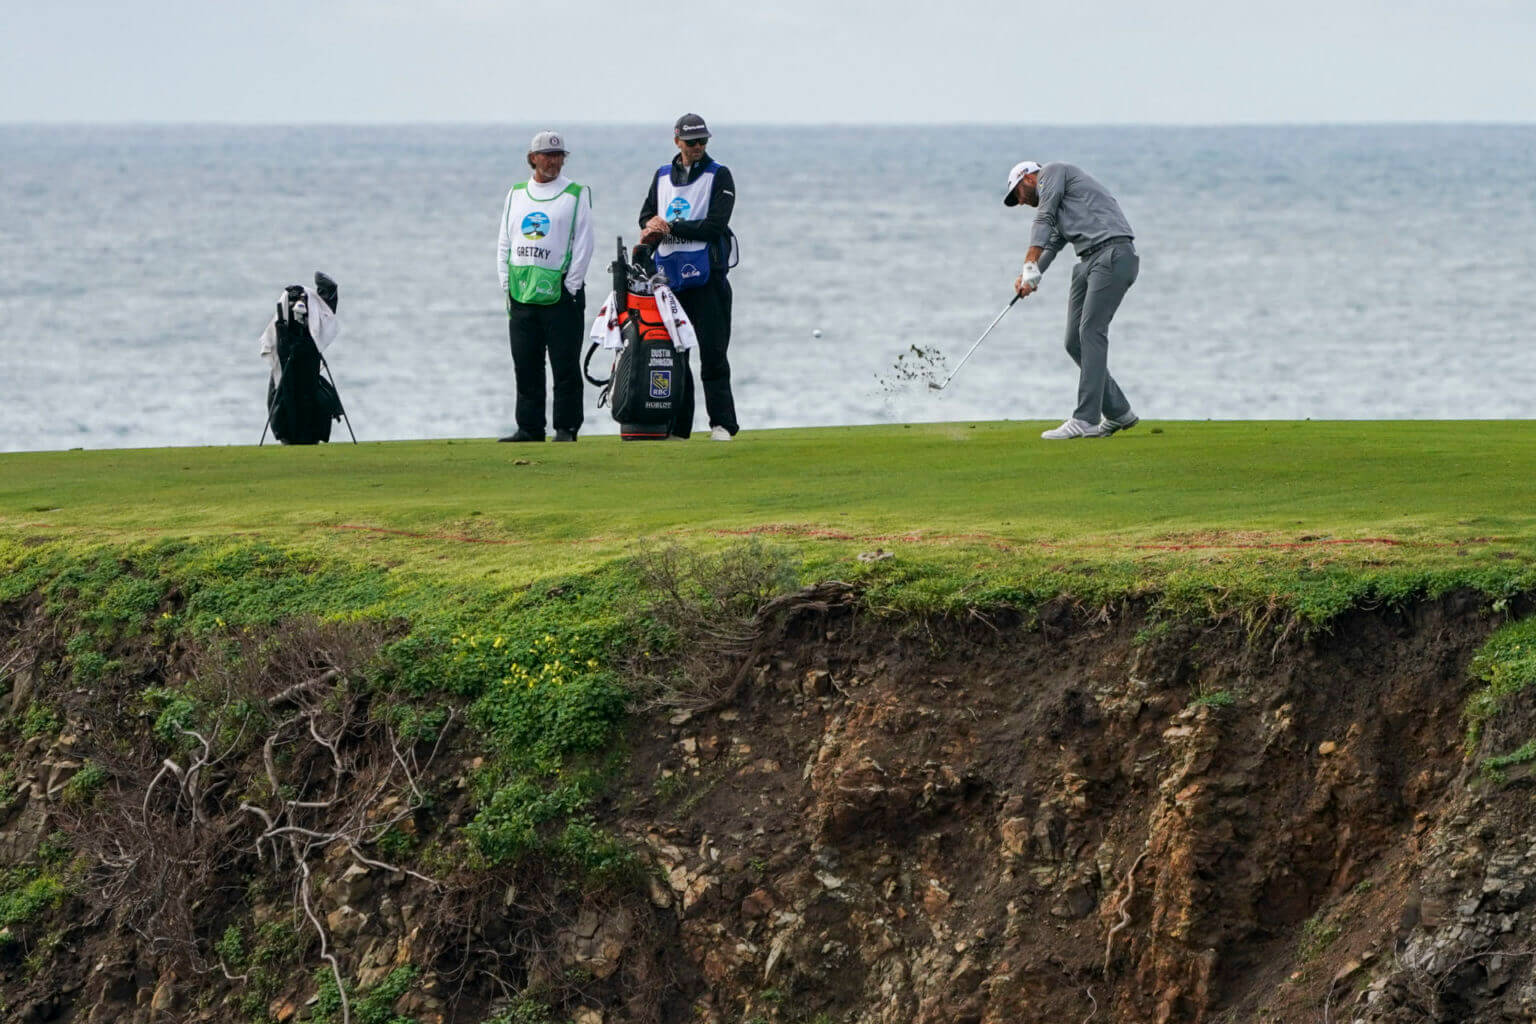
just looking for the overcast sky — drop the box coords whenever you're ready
[4,0,1534,124]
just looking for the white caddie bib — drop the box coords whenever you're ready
[504,181,582,304]
[654,165,717,289]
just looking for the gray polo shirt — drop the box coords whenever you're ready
[1029,162,1134,271]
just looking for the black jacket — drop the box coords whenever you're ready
[639,155,736,266]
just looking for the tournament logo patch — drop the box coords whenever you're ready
[666,197,692,221]
[680,263,702,280]
[520,211,550,240]
[649,370,672,399]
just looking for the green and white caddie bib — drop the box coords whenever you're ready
[504,181,583,306]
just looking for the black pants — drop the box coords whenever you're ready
[675,278,738,436]
[508,288,585,436]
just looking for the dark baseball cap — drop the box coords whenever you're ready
[673,114,710,141]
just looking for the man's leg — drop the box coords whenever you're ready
[507,303,548,436]
[679,281,739,435]
[547,289,585,436]
[1071,246,1138,425]
[1063,261,1087,371]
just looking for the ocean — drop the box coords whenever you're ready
[1,123,1532,452]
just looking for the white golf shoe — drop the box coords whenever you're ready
[1040,418,1101,440]
[710,425,733,441]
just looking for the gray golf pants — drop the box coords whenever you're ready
[1064,240,1139,424]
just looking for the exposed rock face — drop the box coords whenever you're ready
[619,593,1535,1024]
[2,591,1534,1023]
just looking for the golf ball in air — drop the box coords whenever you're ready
[812,329,823,338]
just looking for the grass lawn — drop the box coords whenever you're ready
[2,420,1534,611]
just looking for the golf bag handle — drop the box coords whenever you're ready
[583,342,614,407]
[583,342,611,387]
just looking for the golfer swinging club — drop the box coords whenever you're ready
[1005,160,1140,439]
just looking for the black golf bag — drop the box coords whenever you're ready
[584,240,692,441]
[266,279,343,445]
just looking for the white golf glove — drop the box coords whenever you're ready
[1019,261,1042,289]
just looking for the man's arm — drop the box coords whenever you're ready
[566,186,594,295]
[666,166,735,243]
[1016,221,1065,296]
[1028,164,1066,251]
[1028,225,1066,273]
[496,189,512,295]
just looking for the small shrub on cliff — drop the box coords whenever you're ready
[1480,737,1536,783]
[140,686,200,747]
[466,635,627,766]
[1298,913,1341,962]
[465,775,632,879]
[63,631,115,684]
[1466,616,1536,749]
[628,540,801,702]
[60,761,108,805]
[310,964,418,1024]
[483,996,557,1024]
[1188,688,1235,711]
[17,701,59,739]
[0,869,66,928]
[214,924,244,970]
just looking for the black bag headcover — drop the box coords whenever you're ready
[314,272,339,313]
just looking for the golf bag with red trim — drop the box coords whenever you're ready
[583,241,692,440]
[266,285,342,444]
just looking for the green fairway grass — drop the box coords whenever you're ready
[3,420,1534,614]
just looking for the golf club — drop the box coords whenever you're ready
[259,298,295,446]
[928,294,1021,392]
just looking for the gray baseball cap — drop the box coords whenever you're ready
[529,130,569,154]
[673,114,710,141]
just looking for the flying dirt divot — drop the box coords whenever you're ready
[875,344,950,395]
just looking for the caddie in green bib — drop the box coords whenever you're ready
[496,129,595,443]
[504,180,583,306]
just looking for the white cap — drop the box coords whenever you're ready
[1003,160,1042,206]
[529,130,568,155]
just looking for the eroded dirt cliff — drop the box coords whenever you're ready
[2,589,1535,1024]
[614,591,1536,1024]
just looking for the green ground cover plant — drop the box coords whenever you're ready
[0,868,66,930]
[1466,613,1536,776]
[1468,615,1536,731]
[310,964,419,1024]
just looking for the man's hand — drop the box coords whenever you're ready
[644,215,670,236]
[1015,260,1042,298]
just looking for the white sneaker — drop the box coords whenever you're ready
[1041,417,1101,440]
[1099,412,1139,436]
[710,425,733,441]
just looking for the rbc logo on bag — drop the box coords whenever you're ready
[649,371,672,398]
[521,212,550,240]
[666,197,691,221]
